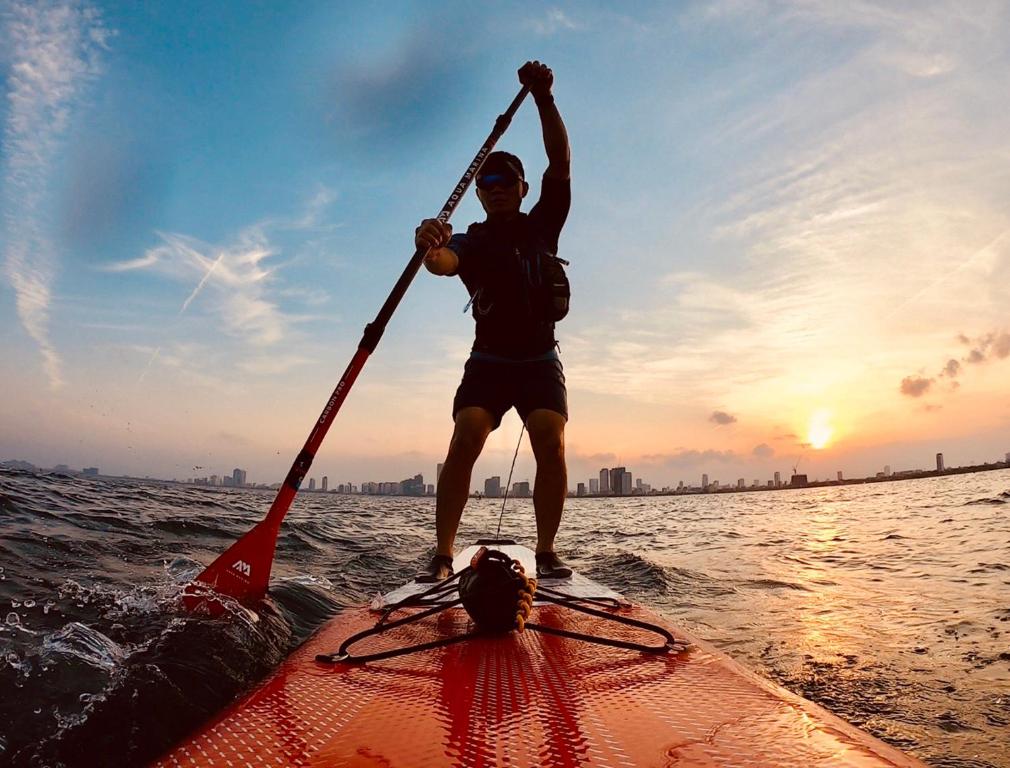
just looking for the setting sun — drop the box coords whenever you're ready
[807,410,835,449]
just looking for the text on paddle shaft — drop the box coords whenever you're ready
[439,146,491,222]
[318,379,348,424]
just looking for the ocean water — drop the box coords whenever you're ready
[1,468,1008,767]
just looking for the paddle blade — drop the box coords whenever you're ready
[182,520,280,613]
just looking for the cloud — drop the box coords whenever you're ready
[1,0,109,389]
[752,443,774,458]
[105,228,287,347]
[639,449,740,468]
[909,329,1010,396]
[289,185,336,231]
[900,375,932,398]
[940,358,960,378]
[572,451,619,466]
[130,342,239,393]
[237,355,312,376]
[994,334,1010,359]
[101,252,160,272]
[216,431,252,447]
[102,186,340,384]
[527,9,579,35]
[959,330,1010,365]
[709,410,737,425]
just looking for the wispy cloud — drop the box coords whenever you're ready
[105,228,287,346]
[1,0,110,389]
[130,342,239,393]
[526,8,580,36]
[101,187,339,385]
[290,185,337,230]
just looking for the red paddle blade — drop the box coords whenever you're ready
[182,520,280,613]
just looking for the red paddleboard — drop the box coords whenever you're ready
[155,542,926,767]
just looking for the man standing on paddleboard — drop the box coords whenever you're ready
[415,61,572,583]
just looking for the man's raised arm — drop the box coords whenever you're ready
[520,61,570,180]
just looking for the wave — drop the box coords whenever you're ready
[963,491,1009,505]
[740,578,811,592]
[578,550,735,602]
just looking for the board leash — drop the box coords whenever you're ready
[494,423,526,541]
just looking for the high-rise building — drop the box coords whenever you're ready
[773,471,781,487]
[610,467,626,496]
[677,480,684,491]
[426,484,434,495]
[484,476,501,497]
[737,478,745,489]
[599,468,610,495]
[702,473,709,490]
[936,453,945,471]
[836,471,843,481]
[621,472,632,495]
[1005,452,1010,465]
[512,481,531,498]
[400,474,425,496]
[884,465,892,477]
[577,483,586,496]
[232,468,247,487]
[308,477,316,491]
[589,478,599,494]
[321,476,329,492]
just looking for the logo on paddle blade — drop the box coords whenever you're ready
[232,560,252,578]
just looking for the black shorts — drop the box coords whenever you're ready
[452,355,568,429]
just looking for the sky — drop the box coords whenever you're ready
[2,0,1009,491]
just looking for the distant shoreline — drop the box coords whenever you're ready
[602,460,1010,499]
[3,459,1008,499]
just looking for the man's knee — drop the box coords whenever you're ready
[448,433,484,463]
[448,408,494,462]
[527,410,566,462]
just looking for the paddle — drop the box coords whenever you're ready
[183,84,531,613]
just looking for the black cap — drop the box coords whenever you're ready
[479,151,524,180]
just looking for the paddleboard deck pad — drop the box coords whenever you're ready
[156,542,925,767]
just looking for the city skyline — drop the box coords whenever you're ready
[8,448,1009,499]
[3,3,1010,491]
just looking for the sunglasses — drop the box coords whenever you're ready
[476,172,521,191]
